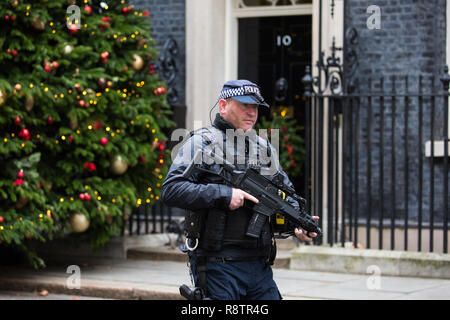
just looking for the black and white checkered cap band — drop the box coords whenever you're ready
[218,85,264,102]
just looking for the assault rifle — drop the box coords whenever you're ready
[182,150,322,239]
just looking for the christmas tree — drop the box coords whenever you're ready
[256,107,305,181]
[0,0,173,267]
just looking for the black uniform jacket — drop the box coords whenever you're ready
[161,114,300,257]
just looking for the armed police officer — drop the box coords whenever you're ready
[161,80,319,300]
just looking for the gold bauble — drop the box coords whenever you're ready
[131,54,144,71]
[0,89,6,107]
[32,16,45,31]
[11,0,19,8]
[69,212,90,233]
[25,95,34,111]
[136,38,146,50]
[69,117,78,130]
[110,155,128,175]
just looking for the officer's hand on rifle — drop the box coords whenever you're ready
[229,187,259,210]
[295,216,320,242]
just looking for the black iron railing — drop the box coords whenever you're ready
[121,201,183,236]
[302,67,450,253]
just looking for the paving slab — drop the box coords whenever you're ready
[0,258,449,300]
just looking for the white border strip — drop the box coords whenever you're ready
[233,5,313,18]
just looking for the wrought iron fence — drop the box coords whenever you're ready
[302,67,450,253]
[121,201,183,236]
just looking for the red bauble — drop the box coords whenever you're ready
[100,137,108,146]
[68,24,78,35]
[18,128,30,141]
[68,135,74,143]
[79,193,86,200]
[77,100,85,108]
[100,51,109,59]
[44,64,51,72]
[84,5,93,15]
[93,121,103,130]
[143,10,150,16]
[85,194,92,201]
[122,7,130,15]
[17,170,24,179]
[0,216,3,223]
[88,163,96,172]
[149,64,155,75]
[12,49,18,56]
[14,116,22,126]
[51,61,59,69]
[13,178,24,186]
[47,116,54,124]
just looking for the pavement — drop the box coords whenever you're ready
[1,244,450,300]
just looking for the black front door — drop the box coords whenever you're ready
[238,15,312,192]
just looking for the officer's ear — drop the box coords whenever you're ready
[218,98,229,115]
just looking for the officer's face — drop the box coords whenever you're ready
[219,98,258,131]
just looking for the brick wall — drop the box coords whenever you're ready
[343,0,448,223]
[131,0,186,106]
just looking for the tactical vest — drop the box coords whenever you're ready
[187,125,275,256]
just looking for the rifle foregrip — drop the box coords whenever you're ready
[246,212,267,238]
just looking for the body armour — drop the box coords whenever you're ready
[161,114,300,259]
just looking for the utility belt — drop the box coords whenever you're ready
[180,208,278,300]
[183,207,277,266]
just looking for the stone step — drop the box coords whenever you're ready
[126,245,292,269]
